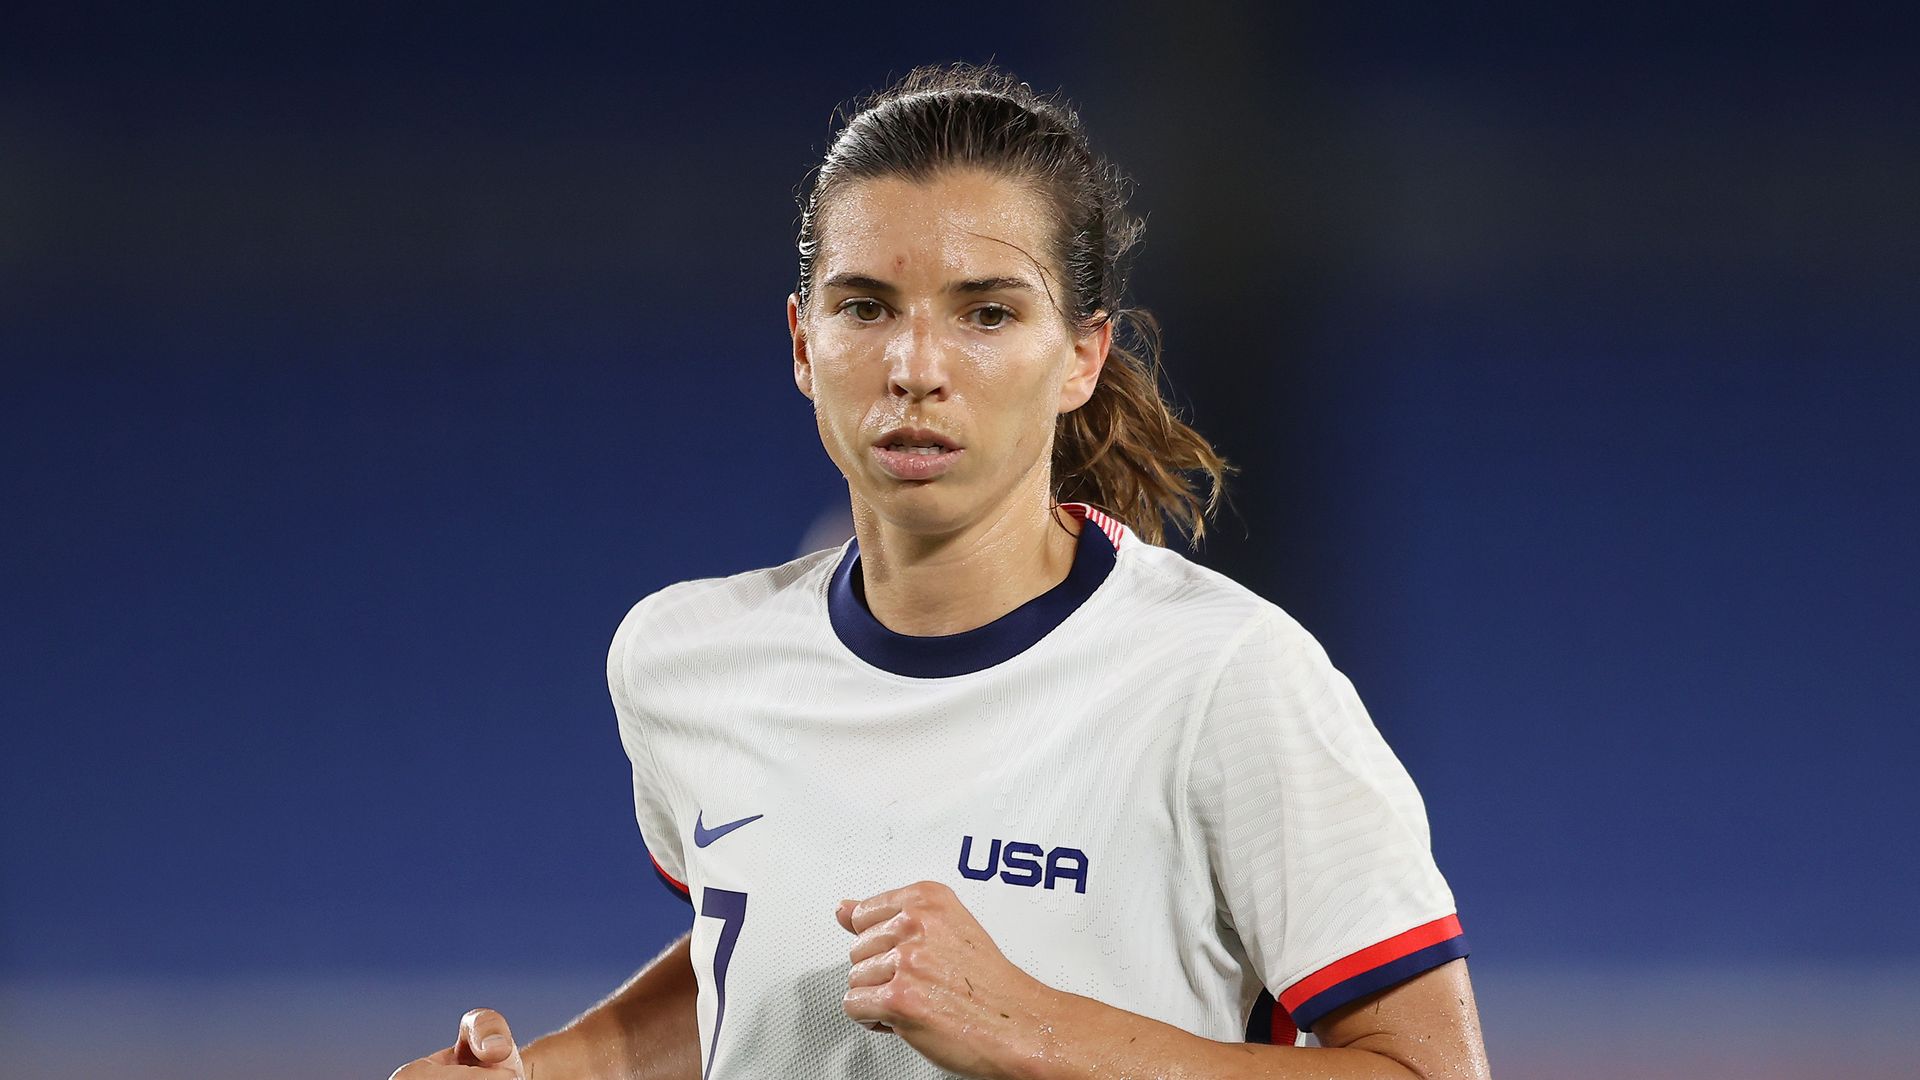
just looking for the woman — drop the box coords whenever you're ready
[394,63,1490,1080]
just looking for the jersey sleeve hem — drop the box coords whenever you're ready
[1278,913,1468,1031]
[648,849,693,905]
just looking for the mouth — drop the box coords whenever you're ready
[873,427,960,452]
[871,427,963,480]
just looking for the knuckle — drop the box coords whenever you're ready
[886,981,921,1019]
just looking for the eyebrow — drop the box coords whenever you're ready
[952,275,1040,296]
[819,272,1039,296]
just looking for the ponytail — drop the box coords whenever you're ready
[1054,309,1230,546]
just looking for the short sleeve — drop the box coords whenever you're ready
[609,597,691,905]
[1187,609,1467,1033]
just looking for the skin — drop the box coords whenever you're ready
[788,168,1110,638]
[388,168,1491,1080]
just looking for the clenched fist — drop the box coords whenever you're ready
[837,881,1061,1079]
[389,1007,527,1080]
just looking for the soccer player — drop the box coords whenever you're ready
[392,63,1490,1080]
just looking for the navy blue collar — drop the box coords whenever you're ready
[828,517,1119,678]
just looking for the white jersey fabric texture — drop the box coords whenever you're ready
[609,503,1465,1079]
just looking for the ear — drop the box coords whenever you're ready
[788,294,814,400]
[1057,314,1112,414]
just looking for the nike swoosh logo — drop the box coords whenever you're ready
[694,811,764,848]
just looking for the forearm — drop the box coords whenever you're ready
[1007,990,1419,1080]
[524,932,702,1080]
[1006,958,1491,1080]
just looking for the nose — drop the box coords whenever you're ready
[886,312,949,402]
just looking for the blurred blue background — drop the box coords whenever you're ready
[3,4,1916,1077]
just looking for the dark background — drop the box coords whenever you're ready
[3,4,1916,1077]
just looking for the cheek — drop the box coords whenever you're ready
[808,391,869,484]
[804,328,884,451]
[981,327,1074,424]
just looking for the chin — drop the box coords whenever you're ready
[861,479,979,535]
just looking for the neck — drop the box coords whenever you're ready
[851,490,1082,637]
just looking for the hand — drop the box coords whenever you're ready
[388,1007,529,1080]
[837,881,1056,1080]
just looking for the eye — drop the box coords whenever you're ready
[969,304,1013,329]
[840,299,887,323]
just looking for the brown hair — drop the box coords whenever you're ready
[794,63,1231,547]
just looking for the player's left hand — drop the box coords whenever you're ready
[837,881,1055,1080]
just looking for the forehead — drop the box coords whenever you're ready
[814,169,1057,281]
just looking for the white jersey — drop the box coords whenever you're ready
[609,503,1465,1078]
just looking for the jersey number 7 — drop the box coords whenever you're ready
[698,887,748,1080]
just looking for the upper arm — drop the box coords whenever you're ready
[1312,958,1491,1080]
[609,594,691,900]
[1188,608,1468,1035]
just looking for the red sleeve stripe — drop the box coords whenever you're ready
[650,851,692,900]
[1278,914,1465,1015]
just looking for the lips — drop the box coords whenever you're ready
[872,426,963,481]
[874,427,959,452]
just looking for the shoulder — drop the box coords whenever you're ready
[1112,543,1359,741]
[609,544,846,671]
[1113,541,1320,659]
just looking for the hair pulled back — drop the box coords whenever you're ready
[795,62,1229,546]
